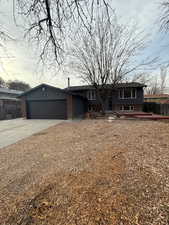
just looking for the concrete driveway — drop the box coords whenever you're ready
[0,118,65,149]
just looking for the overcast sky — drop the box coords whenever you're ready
[0,0,168,88]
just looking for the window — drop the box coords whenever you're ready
[87,90,96,100]
[120,105,123,111]
[88,104,96,112]
[88,104,92,112]
[119,88,136,99]
[120,105,134,111]
[130,106,134,111]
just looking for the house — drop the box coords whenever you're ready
[66,82,146,113]
[0,87,23,120]
[144,94,169,104]
[19,82,145,119]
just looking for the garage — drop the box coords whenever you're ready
[19,84,68,119]
[19,83,87,120]
[27,100,67,119]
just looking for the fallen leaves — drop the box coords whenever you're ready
[1,119,169,224]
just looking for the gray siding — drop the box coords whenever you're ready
[23,85,68,119]
[112,87,143,105]
[71,87,144,111]
[25,86,67,100]
[72,96,87,118]
[73,87,143,104]
[70,90,87,98]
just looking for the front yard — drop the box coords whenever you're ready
[1,119,169,225]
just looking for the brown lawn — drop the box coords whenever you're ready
[0,119,169,225]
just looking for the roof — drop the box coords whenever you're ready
[144,94,169,99]
[66,82,146,91]
[0,97,20,101]
[20,82,145,98]
[19,83,87,99]
[19,83,68,97]
[0,87,23,95]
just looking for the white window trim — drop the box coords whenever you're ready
[87,90,96,100]
[120,105,135,111]
[119,88,137,99]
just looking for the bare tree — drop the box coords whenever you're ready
[146,78,161,95]
[144,66,168,95]
[0,14,15,75]
[160,0,169,30]
[160,66,167,93]
[14,0,111,65]
[69,11,157,113]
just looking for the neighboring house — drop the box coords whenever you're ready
[144,94,169,104]
[19,82,145,119]
[0,87,23,120]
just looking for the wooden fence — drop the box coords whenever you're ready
[0,99,22,120]
[143,102,169,116]
[160,104,169,116]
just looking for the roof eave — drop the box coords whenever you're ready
[66,83,146,91]
[19,83,68,98]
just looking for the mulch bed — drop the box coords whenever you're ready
[1,119,169,225]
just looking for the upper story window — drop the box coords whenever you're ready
[119,88,137,99]
[87,90,96,100]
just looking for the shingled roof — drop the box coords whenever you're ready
[66,82,146,91]
[0,87,23,95]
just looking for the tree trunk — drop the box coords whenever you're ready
[95,88,107,115]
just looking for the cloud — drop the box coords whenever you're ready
[0,0,167,88]
[112,0,158,25]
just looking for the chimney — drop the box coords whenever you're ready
[68,77,70,88]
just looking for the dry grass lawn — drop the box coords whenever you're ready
[0,119,169,225]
